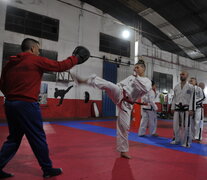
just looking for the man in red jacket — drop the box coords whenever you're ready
[0,38,90,178]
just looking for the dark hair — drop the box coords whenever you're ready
[190,77,197,81]
[135,59,146,69]
[151,80,155,86]
[190,77,197,85]
[21,38,39,52]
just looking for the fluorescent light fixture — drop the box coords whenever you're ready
[204,87,207,96]
[135,41,138,57]
[134,57,138,64]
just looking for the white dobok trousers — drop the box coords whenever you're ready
[173,111,192,146]
[192,108,204,140]
[87,75,132,152]
[138,110,157,135]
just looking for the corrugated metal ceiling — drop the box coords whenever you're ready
[81,0,207,62]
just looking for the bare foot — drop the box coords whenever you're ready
[121,152,131,159]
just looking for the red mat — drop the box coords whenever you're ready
[0,120,207,180]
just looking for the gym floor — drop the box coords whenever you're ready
[0,118,207,180]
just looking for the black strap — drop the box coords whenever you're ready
[143,106,153,111]
[175,103,189,111]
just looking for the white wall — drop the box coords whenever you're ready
[0,0,134,101]
[1,0,207,104]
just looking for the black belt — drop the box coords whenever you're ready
[143,106,153,111]
[175,103,189,111]
[196,104,203,109]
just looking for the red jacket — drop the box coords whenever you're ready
[0,52,78,102]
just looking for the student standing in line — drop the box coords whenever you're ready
[138,80,158,137]
[171,71,195,148]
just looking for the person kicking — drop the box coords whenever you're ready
[72,60,151,159]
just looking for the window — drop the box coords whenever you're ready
[2,42,58,82]
[2,43,21,68]
[5,6,59,41]
[99,33,130,57]
[153,71,173,93]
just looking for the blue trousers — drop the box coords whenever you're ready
[0,100,52,170]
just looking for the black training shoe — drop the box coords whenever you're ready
[43,168,63,178]
[0,170,14,179]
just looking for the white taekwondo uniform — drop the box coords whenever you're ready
[192,86,205,140]
[138,89,158,136]
[171,82,195,147]
[86,74,151,152]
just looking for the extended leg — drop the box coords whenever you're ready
[73,74,121,104]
